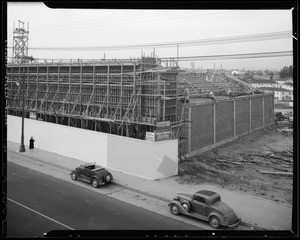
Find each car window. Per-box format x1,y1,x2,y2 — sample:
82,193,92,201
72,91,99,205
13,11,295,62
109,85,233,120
193,195,205,203
212,196,221,204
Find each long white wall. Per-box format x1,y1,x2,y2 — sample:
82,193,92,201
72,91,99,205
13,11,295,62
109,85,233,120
7,115,108,166
107,135,178,180
7,115,178,180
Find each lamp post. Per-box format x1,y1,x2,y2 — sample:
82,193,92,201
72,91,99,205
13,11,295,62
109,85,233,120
19,66,26,152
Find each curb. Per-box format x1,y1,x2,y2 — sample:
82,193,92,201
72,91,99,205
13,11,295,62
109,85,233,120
112,182,170,203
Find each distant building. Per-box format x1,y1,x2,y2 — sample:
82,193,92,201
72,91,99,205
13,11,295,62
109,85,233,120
280,82,293,91
259,87,293,101
247,79,280,88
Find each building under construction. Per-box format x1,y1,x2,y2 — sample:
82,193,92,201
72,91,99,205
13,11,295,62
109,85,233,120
7,21,275,158
7,57,183,138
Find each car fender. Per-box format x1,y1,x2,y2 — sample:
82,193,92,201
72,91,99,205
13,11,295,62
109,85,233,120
90,175,100,183
70,170,77,175
168,200,190,214
208,212,226,226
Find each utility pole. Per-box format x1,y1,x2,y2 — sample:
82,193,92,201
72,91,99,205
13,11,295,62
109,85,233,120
13,20,31,152
176,44,179,68
19,66,26,152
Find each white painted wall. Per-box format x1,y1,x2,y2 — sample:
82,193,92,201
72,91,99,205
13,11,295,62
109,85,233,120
107,134,178,180
7,115,178,180
7,115,108,166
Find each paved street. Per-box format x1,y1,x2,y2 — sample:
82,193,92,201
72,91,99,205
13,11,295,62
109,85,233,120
6,162,202,237
5,141,293,235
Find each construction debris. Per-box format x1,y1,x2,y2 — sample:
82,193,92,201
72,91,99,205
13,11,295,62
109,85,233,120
258,170,293,176
178,124,293,205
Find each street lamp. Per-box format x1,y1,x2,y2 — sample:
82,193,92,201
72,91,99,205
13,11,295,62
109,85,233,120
16,66,26,152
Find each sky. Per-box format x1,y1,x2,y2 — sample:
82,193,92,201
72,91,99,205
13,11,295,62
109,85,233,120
6,2,294,71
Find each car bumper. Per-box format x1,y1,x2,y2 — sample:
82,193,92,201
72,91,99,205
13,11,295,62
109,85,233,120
228,218,241,228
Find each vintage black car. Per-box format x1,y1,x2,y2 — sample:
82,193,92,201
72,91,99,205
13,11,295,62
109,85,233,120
70,162,113,188
168,190,240,228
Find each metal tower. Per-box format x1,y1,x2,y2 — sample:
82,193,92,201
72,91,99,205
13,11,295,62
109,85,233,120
13,20,32,63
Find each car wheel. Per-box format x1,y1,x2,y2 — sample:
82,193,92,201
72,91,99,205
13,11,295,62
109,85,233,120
91,178,98,188
181,201,191,212
170,204,180,215
104,173,112,183
71,173,77,181
209,216,220,228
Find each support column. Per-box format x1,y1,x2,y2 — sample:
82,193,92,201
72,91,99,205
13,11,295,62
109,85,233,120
26,65,29,113
107,64,110,117
92,62,96,118
233,98,236,137
249,96,252,131
68,63,71,126
213,101,216,144
262,93,265,126
57,63,60,114
120,63,123,119
133,63,136,121
35,66,39,110
80,64,83,128
188,106,192,153
163,80,166,121
46,65,49,112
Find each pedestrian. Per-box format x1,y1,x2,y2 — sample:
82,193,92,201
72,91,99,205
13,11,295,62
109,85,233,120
29,136,35,150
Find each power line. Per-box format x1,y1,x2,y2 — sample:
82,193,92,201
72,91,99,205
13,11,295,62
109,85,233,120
10,51,292,62
7,31,291,51
169,51,293,61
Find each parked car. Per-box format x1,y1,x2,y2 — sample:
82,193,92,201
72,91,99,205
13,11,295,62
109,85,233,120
168,190,240,228
70,162,113,188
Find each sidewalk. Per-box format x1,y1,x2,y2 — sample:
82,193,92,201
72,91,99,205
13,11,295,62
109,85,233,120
6,141,292,230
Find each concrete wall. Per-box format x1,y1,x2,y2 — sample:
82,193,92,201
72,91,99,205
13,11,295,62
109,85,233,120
251,96,264,130
187,93,274,156
216,101,234,142
264,94,275,125
107,135,178,180
7,115,178,180
7,116,108,166
190,103,214,151
235,98,250,135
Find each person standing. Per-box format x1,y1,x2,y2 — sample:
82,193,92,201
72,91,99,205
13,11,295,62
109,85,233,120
29,137,35,150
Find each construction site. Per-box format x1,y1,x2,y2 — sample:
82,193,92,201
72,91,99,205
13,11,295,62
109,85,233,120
7,21,275,158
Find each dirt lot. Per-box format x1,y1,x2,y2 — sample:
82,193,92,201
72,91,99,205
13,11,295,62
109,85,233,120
177,123,294,205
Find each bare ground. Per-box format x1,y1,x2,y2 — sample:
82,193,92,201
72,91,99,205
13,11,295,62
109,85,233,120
177,124,294,205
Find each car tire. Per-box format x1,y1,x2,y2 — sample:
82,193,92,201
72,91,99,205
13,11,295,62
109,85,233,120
92,178,98,188
181,201,191,212
104,173,112,183
71,173,77,181
209,216,220,228
170,204,180,215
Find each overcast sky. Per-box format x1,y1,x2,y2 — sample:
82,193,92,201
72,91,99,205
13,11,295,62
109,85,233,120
6,2,294,70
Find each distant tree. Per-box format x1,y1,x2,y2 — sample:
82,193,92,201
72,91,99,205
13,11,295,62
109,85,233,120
279,65,293,78
288,65,293,76
269,72,273,80
257,70,263,79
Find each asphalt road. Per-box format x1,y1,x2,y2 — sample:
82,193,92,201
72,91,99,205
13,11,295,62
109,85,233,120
6,162,202,238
